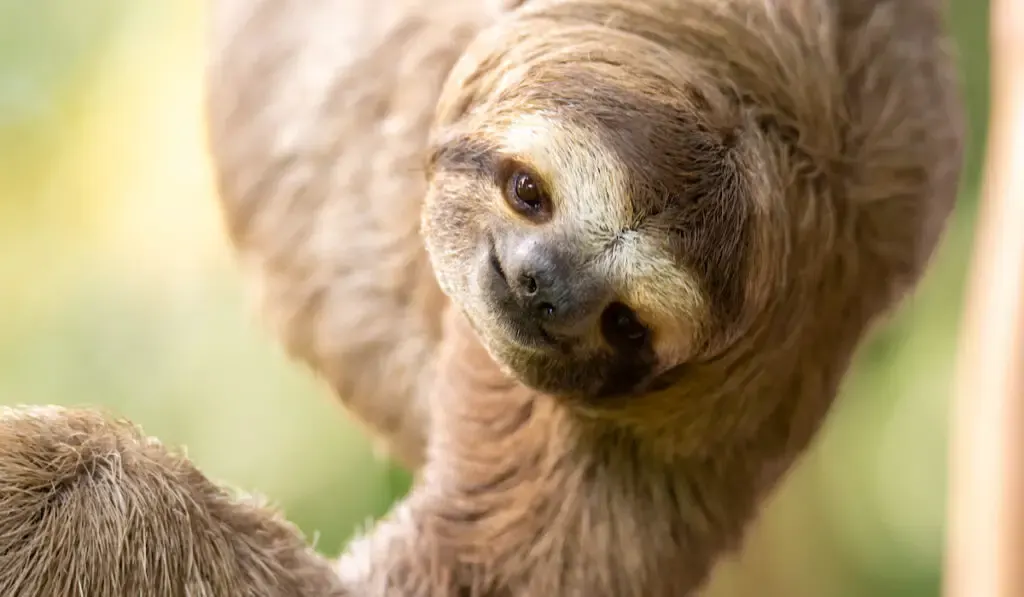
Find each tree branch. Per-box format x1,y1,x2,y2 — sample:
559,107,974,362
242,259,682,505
944,0,1024,595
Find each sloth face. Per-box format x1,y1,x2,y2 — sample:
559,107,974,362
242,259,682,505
422,69,759,401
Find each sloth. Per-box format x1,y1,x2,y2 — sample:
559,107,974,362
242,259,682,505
213,0,966,594
207,0,964,470
0,0,963,595
214,0,965,594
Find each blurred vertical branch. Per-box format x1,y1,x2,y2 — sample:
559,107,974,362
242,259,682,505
944,0,1024,594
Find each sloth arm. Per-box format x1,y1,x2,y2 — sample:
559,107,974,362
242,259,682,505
205,0,508,469
0,406,348,596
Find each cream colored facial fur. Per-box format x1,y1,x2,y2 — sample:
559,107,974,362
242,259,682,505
421,19,781,403
425,111,709,400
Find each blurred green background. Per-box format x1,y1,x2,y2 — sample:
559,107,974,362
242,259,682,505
0,2,989,595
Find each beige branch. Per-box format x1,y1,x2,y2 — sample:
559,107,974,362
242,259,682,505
944,1,1024,596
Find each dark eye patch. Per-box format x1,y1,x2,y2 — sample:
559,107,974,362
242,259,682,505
600,302,650,352
425,131,501,177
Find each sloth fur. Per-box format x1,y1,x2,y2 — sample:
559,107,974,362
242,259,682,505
0,0,963,595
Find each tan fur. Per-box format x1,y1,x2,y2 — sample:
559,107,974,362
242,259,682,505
205,0,515,468
0,0,963,596
0,406,346,596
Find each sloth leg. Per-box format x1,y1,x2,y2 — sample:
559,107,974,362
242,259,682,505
0,406,345,597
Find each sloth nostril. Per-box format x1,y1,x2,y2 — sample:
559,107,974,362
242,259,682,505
520,274,538,295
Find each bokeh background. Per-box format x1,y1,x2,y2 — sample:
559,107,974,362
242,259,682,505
0,2,990,595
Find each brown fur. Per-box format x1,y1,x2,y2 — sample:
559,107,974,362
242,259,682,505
0,0,963,596
0,406,346,596
316,0,965,595
205,0,516,469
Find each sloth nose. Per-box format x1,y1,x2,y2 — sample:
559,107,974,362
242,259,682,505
503,238,606,337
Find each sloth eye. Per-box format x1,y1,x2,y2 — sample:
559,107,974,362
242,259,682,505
600,302,650,351
506,170,551,220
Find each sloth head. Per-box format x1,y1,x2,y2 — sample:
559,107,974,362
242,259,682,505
422,21,788,403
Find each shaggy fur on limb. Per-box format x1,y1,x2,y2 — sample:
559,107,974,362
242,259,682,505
0,406,346,597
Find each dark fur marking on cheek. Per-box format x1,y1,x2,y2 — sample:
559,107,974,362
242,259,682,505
518,344,655,401
597,359,653,398
593,342,659,398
